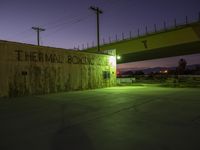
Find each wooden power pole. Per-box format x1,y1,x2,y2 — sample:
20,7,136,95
32,27,45,46
90,6,103,52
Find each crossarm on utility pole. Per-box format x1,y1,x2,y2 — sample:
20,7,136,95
32,27,45,46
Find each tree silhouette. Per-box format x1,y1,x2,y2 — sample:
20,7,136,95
177,58,187,75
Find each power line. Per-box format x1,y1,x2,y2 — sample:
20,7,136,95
43,14,92,40
44,15,87,29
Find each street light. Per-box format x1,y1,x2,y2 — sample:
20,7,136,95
117,55,121,60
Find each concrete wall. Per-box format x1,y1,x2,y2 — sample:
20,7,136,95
0,41,116,97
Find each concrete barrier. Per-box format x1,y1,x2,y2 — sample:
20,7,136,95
117,78,136,84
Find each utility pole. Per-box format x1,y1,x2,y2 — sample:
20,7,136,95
90,6,103,52
32,26,45,46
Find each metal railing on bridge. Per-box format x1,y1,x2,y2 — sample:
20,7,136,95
76,12,200,50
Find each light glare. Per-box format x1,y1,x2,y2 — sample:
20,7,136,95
117,56,121,60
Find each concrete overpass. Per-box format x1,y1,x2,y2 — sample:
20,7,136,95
85,22,200,63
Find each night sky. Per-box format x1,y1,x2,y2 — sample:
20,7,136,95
1,0,200,67
1,0,200,48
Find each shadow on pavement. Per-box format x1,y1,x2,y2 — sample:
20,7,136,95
52,125,94,150
52,104,94,150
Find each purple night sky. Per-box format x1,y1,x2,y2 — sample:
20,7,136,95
0,0,200,68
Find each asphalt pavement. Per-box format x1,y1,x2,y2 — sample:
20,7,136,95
0,85,200,150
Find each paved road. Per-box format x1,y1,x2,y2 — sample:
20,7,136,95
0,85,200,150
